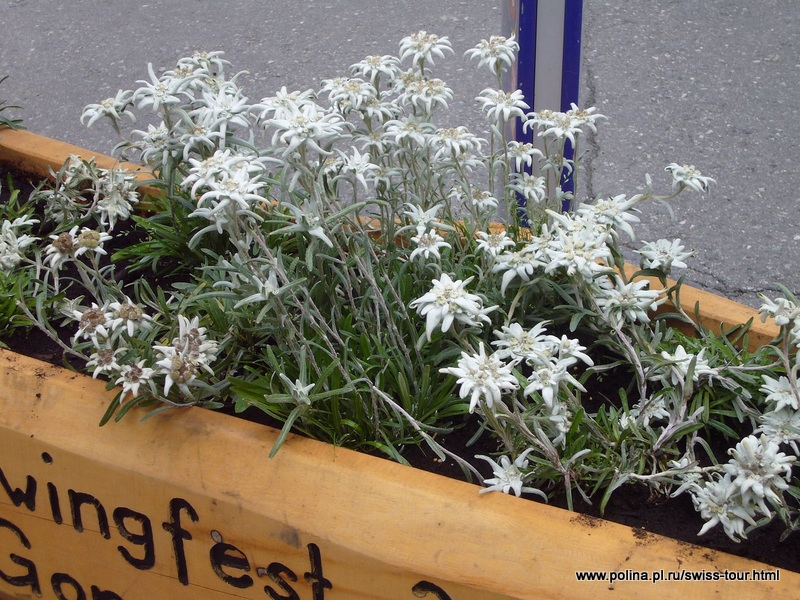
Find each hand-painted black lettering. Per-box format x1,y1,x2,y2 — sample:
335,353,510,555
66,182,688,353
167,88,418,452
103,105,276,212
162,498,198,586
303,543,332,600
0,466,36,511
412,581,452,599
209,530,253,589
52,572,86,600
258,562,299,600
113,507,155,570
47,482,63,524
68,490,110,539
90,586,124,600
0,517,30,549
0,517,41,596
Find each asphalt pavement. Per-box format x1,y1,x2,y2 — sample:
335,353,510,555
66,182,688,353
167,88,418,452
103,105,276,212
1,0,797,308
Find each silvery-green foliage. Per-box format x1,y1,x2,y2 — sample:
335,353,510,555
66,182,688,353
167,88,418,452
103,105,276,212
13,33,800,544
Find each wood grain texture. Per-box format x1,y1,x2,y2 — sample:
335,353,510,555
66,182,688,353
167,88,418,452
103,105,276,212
0,128,158,198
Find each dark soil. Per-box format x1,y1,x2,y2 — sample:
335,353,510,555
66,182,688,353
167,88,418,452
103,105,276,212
3,166,799,574
398,419,800,573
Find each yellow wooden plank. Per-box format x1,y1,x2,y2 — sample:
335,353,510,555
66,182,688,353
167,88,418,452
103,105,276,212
0,128,158,198
622,262,779,350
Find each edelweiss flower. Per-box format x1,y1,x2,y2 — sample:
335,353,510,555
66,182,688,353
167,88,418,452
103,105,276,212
0,217,38,274
577,194,641,241
492,322,552,363
524,105,604,145
72,303,110,342
756,407,800,454
133,63,191,112
627,396,670,429
495,325,587,374
350,55,401,86
492,246,545,295
153,315,218,397
233,268,282,309
476,88,529,123
86,345,124,379
637,238,694,273
475,449,545,498
524,110,576,143
508,172,547,205
279,373,315,407
81,89,135,128
402,202,442,230
183,149,259,198
74,228,112,259
174,117,225,160
336,147,379,190
440,343,517,413
475,230,514,257
191,81,251,135
723,434,794,518
254,86,318,122
383,116,435,148
321,77,376,112
430,127,484,161
98,168,139,230
506,140,543,172
544,224,612,283
758,294,800,327
177,50,230,77
564,104,604,133
267,103,346,156
523,362,583,408
281,202,334,248
106,297,154,337
665,163,716,193
760,375,799,412
132,122,172,167
399,31,453,67
450,187,498,212
594,275,662,327
658,345,715,385
116,360,155,401
195,167,267,217
689,474,757,541
409,226,450,262
397,75,453,114
409,273,496,341
550,335,594,368
464,35,519,75
45,226,79,270
155,348,199,398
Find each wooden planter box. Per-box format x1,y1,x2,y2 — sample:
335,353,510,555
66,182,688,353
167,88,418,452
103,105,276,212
0,129,797,599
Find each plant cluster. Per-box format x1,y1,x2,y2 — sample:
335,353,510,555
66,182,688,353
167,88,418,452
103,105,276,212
3,32,799,543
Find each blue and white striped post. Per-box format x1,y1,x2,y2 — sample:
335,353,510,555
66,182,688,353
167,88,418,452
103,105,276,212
503,0,584,212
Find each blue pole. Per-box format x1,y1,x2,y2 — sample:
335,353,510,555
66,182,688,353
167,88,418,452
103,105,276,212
505,0,584,214
561,0,584,113
559,0,584,210
514,0,538,150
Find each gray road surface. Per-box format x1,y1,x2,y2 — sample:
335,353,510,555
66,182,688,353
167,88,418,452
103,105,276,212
1,0,797,308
